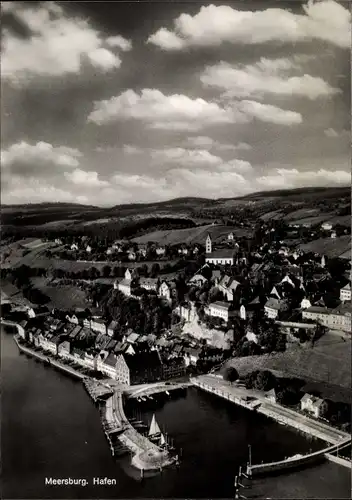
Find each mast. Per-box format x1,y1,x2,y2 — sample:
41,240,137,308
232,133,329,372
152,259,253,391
148,414,161,437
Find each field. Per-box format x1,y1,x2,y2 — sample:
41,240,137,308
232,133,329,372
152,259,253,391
226,335,351,392
132,224,252,245
38,283,88,310
298,235,351,259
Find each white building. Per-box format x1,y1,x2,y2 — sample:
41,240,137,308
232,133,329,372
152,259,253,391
158,281,171,302
228,232,234,241
117,269,133,297
139,278,159,292
205,234,236,266
86,245,92,253
155,246,166,256
300,394,327,418
300,298,312,309
264,298,289,319
205,301,232,322
321,222,333,231
71,243,79,251
302,305,352,333
340,283,351,303
217,275,240,301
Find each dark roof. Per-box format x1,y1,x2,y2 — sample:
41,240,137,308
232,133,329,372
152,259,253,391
104,353,117,367
123,351,162,372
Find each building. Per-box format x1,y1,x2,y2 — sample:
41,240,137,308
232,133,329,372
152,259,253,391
340,283,351,303
321,222,333,231
101,352,118,379
107,320,118,337
184,347,202,366
58,340,71,359
139,278,159,292
71,243,79,251
159,281,172,302
188,272,208,287
300,297,312,309
175,302,198,323
161,357,186,379
86,245,92,253
228,232,234,241
27,306,50,319
205,234,236,266
217,275,240,301
265,388,277,404
205,301,232,322
302,305,351,332
155,246,166,256
300,393,328,418
264,298,289,319
90,317,106,335
116,351,163,385
117,269,133,297
128,250,136,261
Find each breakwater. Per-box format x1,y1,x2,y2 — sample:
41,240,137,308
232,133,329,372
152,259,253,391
247,438,351,477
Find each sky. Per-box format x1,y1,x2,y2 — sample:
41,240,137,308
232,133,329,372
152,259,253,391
1,0,351,206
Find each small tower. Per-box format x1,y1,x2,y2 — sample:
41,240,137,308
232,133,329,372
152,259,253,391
321,255,326,268
240,305,246,320
206,234,212,254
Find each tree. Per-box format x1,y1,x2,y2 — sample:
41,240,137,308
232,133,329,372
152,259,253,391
244,370,259,390
102,265,111,278
254,370,276,391
223,366,239,383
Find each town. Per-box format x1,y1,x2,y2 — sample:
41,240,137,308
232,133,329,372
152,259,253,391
2,216,351,438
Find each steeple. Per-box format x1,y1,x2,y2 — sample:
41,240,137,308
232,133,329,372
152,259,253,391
206,233,212,254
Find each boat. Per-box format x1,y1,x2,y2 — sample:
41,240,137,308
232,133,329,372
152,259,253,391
148,413,162,443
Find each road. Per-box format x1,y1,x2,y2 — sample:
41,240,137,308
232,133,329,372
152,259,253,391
195,374,349,444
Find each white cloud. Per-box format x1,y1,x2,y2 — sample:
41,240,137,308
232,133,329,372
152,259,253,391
201,59,340,100
186,136,252,151
88,88,301,129
238,101,302,126
148,1,351,50
257,168,351,188
1,141,82,171
151,147,222,167
1,176,88,205
323,128,349,138
87,48,121,71
2,2,131,82
87,89,241,131
123,145,143,155
64,169,109,187
106,35,132,51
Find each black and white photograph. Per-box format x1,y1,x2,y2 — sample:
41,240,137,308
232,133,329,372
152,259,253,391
1,1,351,499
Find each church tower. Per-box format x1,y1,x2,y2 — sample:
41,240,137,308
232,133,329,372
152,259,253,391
206,234,212,254
321,255,326,268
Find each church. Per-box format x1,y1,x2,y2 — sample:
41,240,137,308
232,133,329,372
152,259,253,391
204,234,236,266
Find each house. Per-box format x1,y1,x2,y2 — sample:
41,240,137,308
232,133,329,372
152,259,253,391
300,393,328,418
128,250,136,261
205,301,232,322
228,232,234,241
178,245,189,255
54,238,63,245
101,352,118,379
86,245,92,253
188,273,208,287
90,317,106,335
161,357,186,379
139,278,159,292
117,269,133,297
184,347,202,366
321,222,333,231
176,302,198,323
340,283,351,303
68,324,82,340
300,297,312,309
331,231,337,239
125,332,140,344
83,351,97,371
58,340,71,359
71,243,79,251
217,275,241,301
159,281,172,302
205,234,236,266
155,246,166,256
264,298,289,319
302,305,352,332
107,320,118,337
116,351,163,385
66,310,89,325
265,388,277,404
17,319,28,339
27,306,50,319
138,246,147,258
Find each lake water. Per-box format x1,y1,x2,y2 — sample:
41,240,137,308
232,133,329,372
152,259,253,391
2,329,350,499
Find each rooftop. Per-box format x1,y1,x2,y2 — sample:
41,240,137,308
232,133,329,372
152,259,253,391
210,301,232,310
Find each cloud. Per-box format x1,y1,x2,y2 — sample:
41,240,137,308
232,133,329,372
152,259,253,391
88,88,302,129
2,2,132,82
150,147,253,173
87,89,241,131
1,141,82,177
148,1,351,50
123,144,143,155
323,127,349,138
238,101,302,125
106,35,132,51
186,136,252,151
257,168,351,188
1,176,89,205
201,59,340,100
64,169,109,187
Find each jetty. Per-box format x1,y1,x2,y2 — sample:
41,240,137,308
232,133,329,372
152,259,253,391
126,381,191,400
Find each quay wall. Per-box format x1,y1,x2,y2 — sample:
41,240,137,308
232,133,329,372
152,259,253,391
191,378,259,410
14,336,85,380
325,453,352,468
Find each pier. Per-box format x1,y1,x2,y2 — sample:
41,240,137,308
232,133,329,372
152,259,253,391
126,381,191,400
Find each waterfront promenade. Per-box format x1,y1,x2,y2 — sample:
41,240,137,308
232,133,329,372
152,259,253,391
192,375,349,444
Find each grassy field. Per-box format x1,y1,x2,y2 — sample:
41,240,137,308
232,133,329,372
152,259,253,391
132,224,252,245
37,284,88,310
226,336,351,390
298,235,351,258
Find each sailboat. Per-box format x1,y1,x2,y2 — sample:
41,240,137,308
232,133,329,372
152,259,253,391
148,414,162,442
